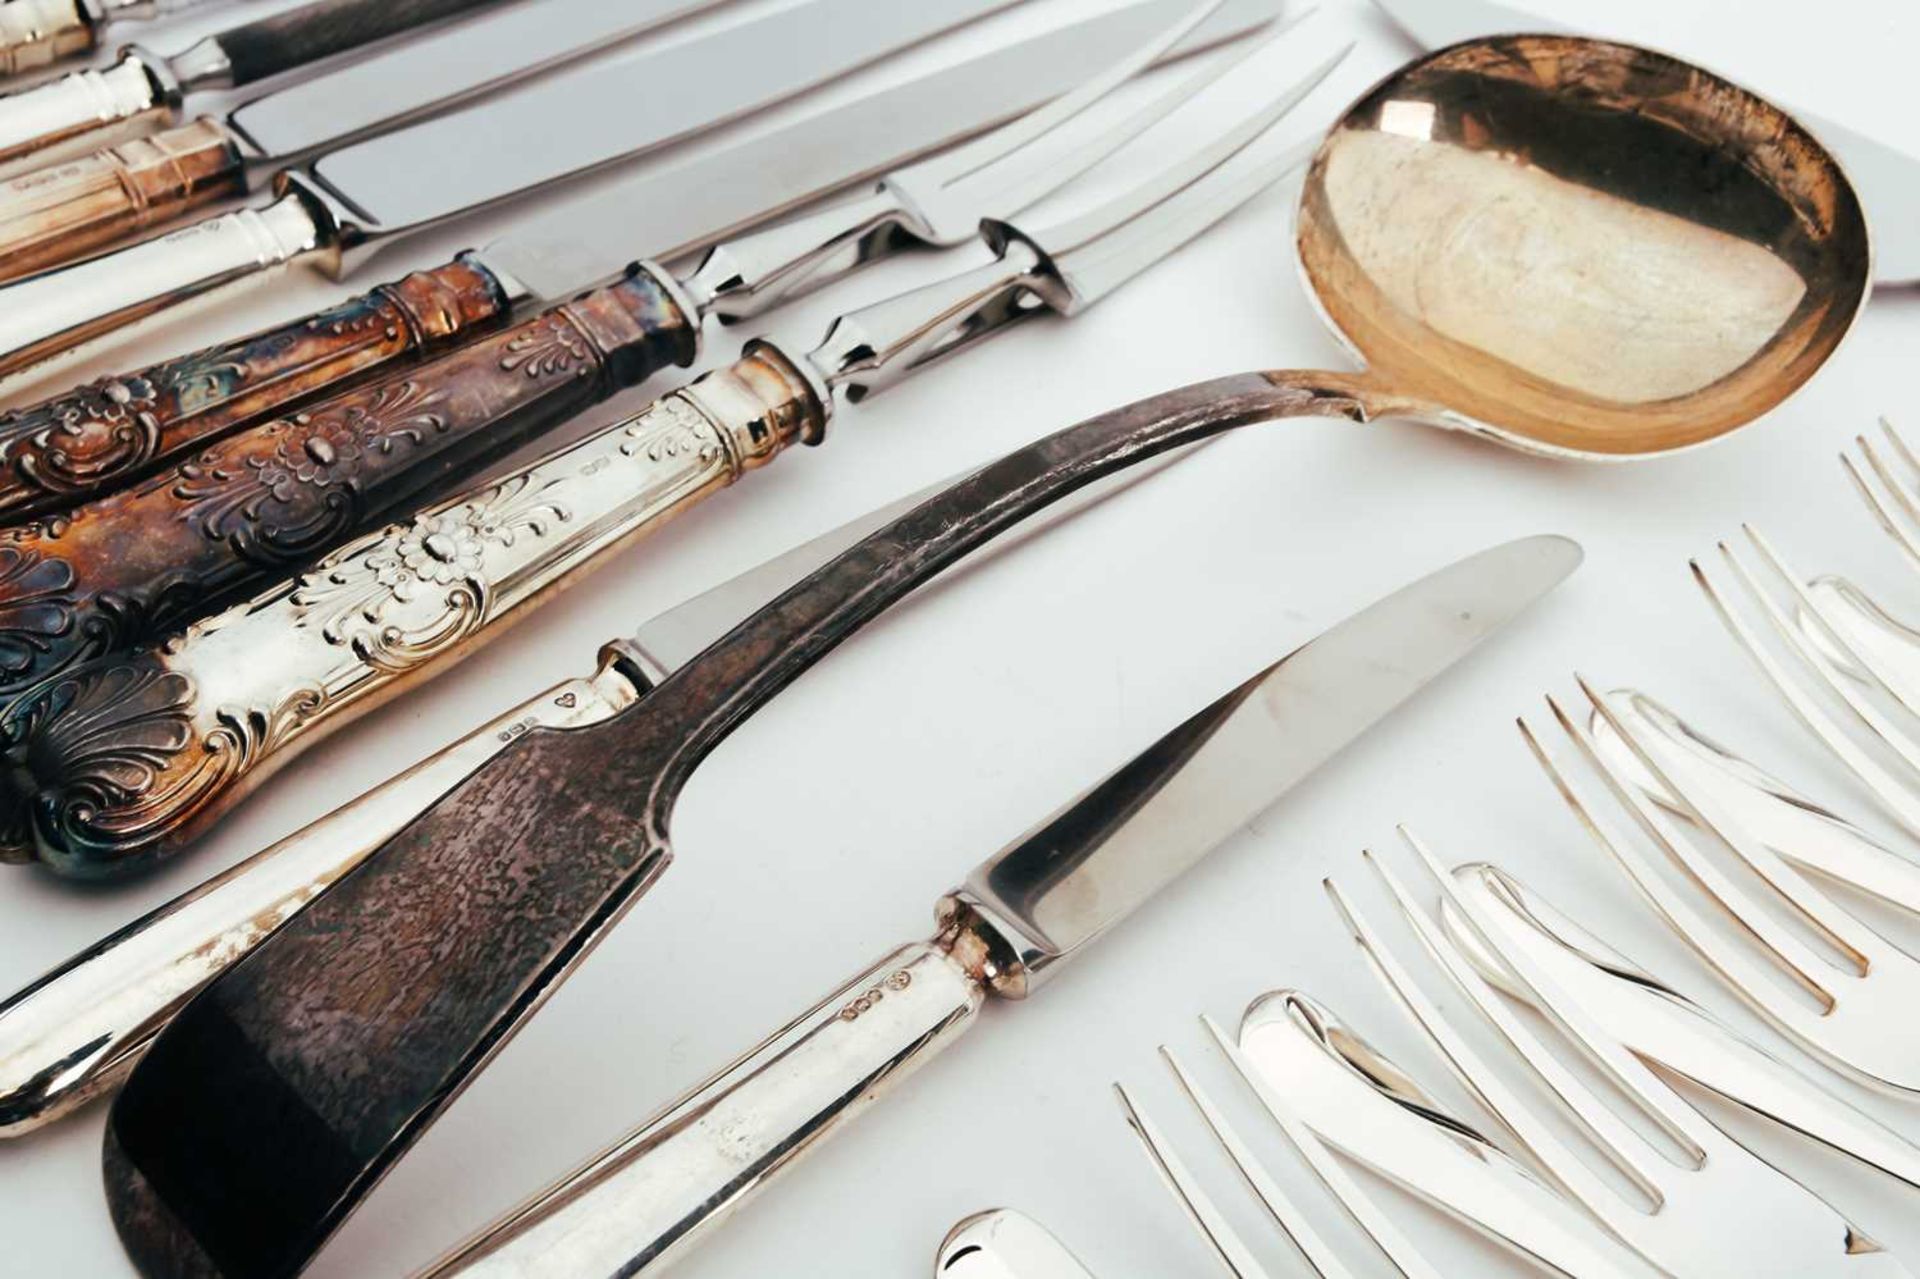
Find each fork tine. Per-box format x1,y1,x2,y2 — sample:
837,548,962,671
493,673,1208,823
1160,1044,1355,1278
905,0,1231,190
943,11,1300,219
1335,849,1684,1204
1115,1080,1277,1278
1805,576,1920,719
1693,552,1920,832
1843,435,1920,572
1524,705,1838,1017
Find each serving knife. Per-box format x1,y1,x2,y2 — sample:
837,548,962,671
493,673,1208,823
416,536,1579,1278
95,345,1566,1277
0,445,1191,1139
0,0,246,79
0,21,1348,874
0,0,1270,528
0,0,504,184
0,0,1025,384
1367,0,1920,286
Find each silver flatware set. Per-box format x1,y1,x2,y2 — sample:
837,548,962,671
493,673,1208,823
0,0,1906,1274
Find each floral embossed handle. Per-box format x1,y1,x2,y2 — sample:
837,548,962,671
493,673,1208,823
0,346,823,874
0,255,510,522
0,266,696,707
0,119,246,283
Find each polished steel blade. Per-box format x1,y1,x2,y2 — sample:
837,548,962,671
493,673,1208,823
481,0,1283,301
628,445,1208,677
305,0,1017,236
954,536,1581,987
227,0,725,162
1369,0,1919,285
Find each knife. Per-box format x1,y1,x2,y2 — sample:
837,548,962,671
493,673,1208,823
0,0,507,182
936,1211,1100,1278
1368,0,1920,286
94,341,1396,1278
0,445,1194,1140
0,21,1348,874
412,535,1581,1278
0,0,1025,384
0,0,1271,527
0,0,247,80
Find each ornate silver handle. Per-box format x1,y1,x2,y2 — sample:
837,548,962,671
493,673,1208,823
0,189,323,395
0,652,642,1136
2,347,822,873
420,940,986,1278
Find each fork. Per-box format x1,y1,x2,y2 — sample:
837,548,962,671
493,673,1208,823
1325,829,1910,1277
1525,679,1920,1095
681,0,1299,320
1118,993,1655,1277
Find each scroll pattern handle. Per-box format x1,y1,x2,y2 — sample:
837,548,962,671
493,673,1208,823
0,265,694,704
0,256,510,523
0,347,823,875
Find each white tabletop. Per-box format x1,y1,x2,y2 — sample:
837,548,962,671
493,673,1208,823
0,0,1916,1274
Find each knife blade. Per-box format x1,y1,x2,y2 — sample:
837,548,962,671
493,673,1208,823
0,444,1197,1141
1369,0,1920,286
94,361,1391,1279
413,535,1581,1277
0,0,1022,373
0,0,508,177
0,0,1273,526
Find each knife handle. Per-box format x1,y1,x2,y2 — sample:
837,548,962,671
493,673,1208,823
0,117,244,282
0,190,334,394
0,0,95,79
0,263,696,713
0,344,821,874
218,0,503,87
421,939,986,1278
0,648,642,1137
0,50,175,175
0,255,510,523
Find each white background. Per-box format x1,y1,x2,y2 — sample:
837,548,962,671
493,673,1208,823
1,0,1917,1274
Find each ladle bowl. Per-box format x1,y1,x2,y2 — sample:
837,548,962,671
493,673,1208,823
1290,33,1870,458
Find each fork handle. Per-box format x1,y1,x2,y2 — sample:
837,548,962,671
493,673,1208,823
420,938,986,1278
0,254,510,523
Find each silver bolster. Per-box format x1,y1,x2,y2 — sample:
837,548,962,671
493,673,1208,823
805,239,1045,402
685,186,908,323
420,940,986,1278
0,0,91,78
0,656,643,1137
0,190,325,396
0,49,170,175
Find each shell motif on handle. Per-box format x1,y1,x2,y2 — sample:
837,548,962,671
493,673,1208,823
0,348,821,875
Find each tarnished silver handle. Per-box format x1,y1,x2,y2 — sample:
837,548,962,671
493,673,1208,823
0,190,324,396
2,348,821,873
421,940,985,1278
0,654,642,1136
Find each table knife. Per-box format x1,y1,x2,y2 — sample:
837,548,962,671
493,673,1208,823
0,0,504,183
0,445,1192,1139
1368,0,1920,286
0,0,1023,385
421,535,1579,1278
94,348,1396,1279
0,23,1347,873
0,0,1269,527
937,1211,1100,1278
0,0,247,79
